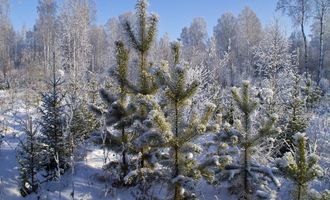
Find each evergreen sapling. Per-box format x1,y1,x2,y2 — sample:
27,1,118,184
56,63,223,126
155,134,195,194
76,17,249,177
215,81,281,200
277,132,323,200
17,116,42,196
39,59,68,181
90,41,138,186
150,42,218,200
282,72,308,154
120,0,160,170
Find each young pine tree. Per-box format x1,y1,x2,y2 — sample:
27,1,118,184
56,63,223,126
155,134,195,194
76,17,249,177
277,132,323,200
219,81,281,199
90,41,138,186
122,0,158,94
150,43,218,200
39,59,68,181
120,0,159,168
17,116,42,196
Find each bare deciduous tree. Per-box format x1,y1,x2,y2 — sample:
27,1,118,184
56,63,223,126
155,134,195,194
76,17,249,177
313,0,330,84
277,0,312,77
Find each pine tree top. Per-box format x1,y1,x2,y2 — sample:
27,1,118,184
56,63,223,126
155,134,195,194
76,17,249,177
123,0,158,54
277,132,323,185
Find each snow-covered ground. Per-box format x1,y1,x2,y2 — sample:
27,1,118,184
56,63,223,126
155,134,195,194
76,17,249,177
0,89,329,200
0,90,133,200
0,91,89,199
0,90,238,200
0,124,123,200
0,137,21,199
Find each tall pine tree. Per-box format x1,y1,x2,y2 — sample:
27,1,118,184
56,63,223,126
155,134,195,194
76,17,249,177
91,1,163,193
120,0,159,168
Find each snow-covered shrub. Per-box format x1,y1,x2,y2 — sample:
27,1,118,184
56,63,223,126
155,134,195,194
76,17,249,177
309,189,330,200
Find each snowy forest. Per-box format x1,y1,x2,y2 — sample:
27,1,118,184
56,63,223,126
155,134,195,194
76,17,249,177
0,0,329,199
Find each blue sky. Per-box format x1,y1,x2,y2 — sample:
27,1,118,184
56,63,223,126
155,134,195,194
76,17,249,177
10,0,292,39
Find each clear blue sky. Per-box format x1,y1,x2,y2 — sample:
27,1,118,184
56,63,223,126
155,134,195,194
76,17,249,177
10,0,292,39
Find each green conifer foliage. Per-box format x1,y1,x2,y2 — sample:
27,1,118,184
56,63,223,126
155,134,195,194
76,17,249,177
68,102,99,150
223,100,236,125
120,0,161,170
39,64,68,180
152,42,217,200
90,41,138,186
68,72,100,148
223,81,281,199
122,0,158,95
87,78,100,104
277,132,323,200
302,77,321,111
284,73,308,152
17,116,41,196
201,120,237,184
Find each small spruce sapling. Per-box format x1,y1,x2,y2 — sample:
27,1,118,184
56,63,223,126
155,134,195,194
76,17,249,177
201,120,237,185
302,77,321,111
277,132,323,200
39,57,68,181
221,91,237,125
17,116,41,196
282,73,308,154
69,102,99,148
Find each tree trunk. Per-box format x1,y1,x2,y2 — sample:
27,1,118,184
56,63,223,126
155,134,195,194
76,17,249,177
173,102,182,200
301,1,308,78
43,44,47,73
121,126,128,180
140,52,147,94
297,184,301,200
243,113,250,200
174,183,182,200
30,135,37,192
317,10,324,85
